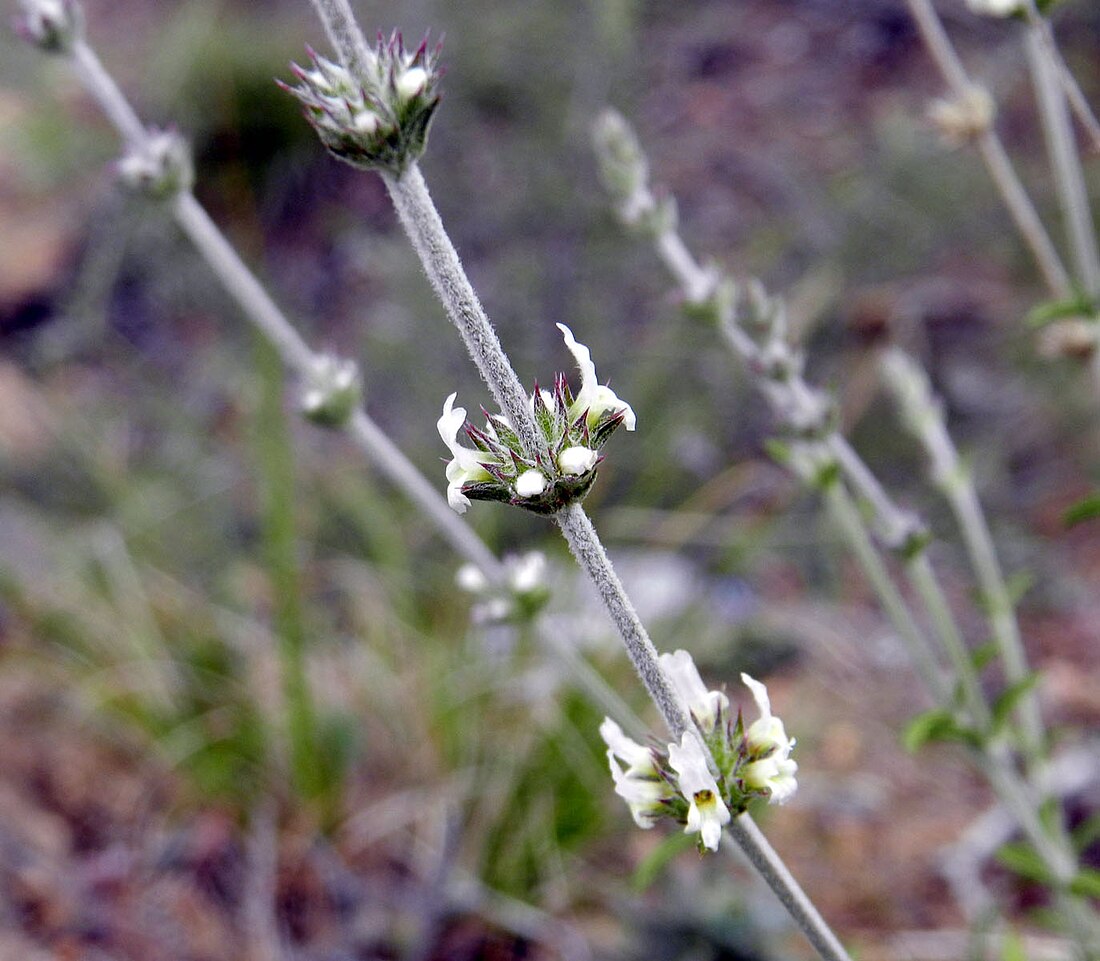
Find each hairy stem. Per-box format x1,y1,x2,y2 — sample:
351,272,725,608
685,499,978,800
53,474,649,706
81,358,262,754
307,0,374,82
382,167,542,457
1024,25,1100,299
726,816,853,961
904,0,1072,299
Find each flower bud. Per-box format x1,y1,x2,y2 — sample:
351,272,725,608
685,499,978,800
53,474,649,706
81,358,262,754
300,354,362,428
14,0,83,54
115,128,194,199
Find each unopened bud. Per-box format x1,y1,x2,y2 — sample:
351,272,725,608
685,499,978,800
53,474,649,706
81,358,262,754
115,129,194,199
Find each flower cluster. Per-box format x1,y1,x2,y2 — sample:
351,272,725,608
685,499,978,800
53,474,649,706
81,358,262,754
115,128,194,199
438,324,636,515
964,0,1023,16
600,651,797,852
300,354,362,428
13,0,83,53
455,551,551,624
280,33,441,175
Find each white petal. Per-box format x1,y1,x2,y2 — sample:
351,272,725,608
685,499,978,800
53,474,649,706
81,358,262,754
455,564,488,594
662,650,727,730
515,469,547,497
599,718,654,771
558,445,598,476
740,672,772,720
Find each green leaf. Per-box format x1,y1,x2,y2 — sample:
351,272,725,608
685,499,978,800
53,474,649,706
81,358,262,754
630,830,696,892
991,673,1041,730
1071,811,1100,853
999,929,1028,961
902,708,980,752
1063,493,1100,528
1025,292,1096,329
970,640,999,672
996,841,1052,884
764,438,791,467
1069,868,1100,899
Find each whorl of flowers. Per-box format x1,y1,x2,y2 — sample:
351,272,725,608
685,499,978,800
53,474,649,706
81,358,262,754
598,653,798,853
115,128,194,199
280,32,442,175
438,324,635,515
455,551,551,624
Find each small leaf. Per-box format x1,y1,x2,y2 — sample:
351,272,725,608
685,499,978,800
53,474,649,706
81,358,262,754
902,708,980,752
764,438,791,466
1063,493,1100,528
970,640,999,672
1025,292,1096,329
996,841,1052,884
1069,868,1100,899
991,673,1041,730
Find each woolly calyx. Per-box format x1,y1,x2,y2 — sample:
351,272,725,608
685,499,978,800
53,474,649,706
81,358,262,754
438,325,634,515
280,33,442,176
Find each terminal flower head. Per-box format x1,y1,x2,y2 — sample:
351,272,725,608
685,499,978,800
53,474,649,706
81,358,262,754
437,325,635,515
281,32,442,175
597,659,799,851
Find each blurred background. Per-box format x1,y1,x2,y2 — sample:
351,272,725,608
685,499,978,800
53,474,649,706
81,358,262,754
0,0,1099,958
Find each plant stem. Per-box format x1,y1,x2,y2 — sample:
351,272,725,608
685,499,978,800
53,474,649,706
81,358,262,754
1024,25,1100,299
383,167,542,457
904,0,1073,299
69,39,146,146
726,816,853,961
307,0,374,82
819,478,949,701
555,504,689,739
254,335,321,799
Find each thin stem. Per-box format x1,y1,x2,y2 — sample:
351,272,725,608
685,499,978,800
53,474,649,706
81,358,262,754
305,0,374,82
70,40,146,146
1025,26,1100,299
555,504,689,739
906,554,991,730
820,480,949,702
904,0,1073,299
383,167,542,457
345,410,505,582
1023,1,1100,155
173,195,316,373
726,816,852,961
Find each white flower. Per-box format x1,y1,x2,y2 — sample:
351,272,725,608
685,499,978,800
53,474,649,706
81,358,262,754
455,563,489,594
600,718,667,828
438,393,498,514
667,733,730,851
556,324,637,431
558,445,598,476
659,649,729,732
509,551,546,595
965,0,1022,16
739,673,798,805
396,65,428,100
515,469,547,498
